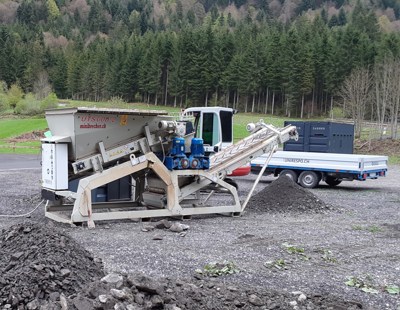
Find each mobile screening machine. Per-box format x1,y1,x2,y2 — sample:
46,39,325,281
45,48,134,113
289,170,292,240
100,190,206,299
251,151,388,188
41,107,297,226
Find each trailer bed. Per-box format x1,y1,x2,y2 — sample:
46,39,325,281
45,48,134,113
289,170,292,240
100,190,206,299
251,151,388,187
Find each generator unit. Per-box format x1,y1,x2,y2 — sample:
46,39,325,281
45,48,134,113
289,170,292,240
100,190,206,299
283,121,354,154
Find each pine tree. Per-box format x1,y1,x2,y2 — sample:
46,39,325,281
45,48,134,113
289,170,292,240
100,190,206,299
49,52,68,98
337,8,347,26
0,27,15,86
321,8,328,24
47,0,60,21
351,0,380,41
328,15,338,28
67,54,83,99
119,37,141,102
266,29,284,115
168,34,184,107
138,36,162,104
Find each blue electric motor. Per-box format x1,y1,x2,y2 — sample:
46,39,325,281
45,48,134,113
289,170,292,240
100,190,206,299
165,137,189,170
190,138,204,156
164,137,210,170
171,137,186,156
189,138,210,169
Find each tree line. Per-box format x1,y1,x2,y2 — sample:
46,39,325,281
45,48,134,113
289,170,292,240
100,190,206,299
0,1,400,121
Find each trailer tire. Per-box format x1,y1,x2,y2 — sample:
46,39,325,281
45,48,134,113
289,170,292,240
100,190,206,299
298,171,320,189
325,177,342,187
280,170,298,182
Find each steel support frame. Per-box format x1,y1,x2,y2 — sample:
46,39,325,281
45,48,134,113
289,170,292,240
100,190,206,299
44,124,297,226
45,152,242,225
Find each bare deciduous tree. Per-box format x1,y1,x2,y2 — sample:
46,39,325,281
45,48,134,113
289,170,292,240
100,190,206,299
340,67,372,138
34,71,52,100
374,57,392,139
0,1,18,24
374,56,400,139
389,59,400,139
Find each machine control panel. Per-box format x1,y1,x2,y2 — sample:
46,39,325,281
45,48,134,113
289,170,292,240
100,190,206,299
42,143,68,190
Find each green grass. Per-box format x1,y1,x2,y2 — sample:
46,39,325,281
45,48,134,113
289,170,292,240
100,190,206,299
388,156,400,165
0,146,41,154
0,140,42,154
233,112,289,141
0,118,47,139
0,118,47,153
351,224,383,233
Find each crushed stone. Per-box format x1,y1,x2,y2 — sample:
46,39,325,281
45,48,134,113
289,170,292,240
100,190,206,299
0,222,104,308
1,161,399,310
40,273,364,310
248,175,332,213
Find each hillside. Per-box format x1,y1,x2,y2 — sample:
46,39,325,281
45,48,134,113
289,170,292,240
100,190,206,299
0,0,399,37
1,0,400,123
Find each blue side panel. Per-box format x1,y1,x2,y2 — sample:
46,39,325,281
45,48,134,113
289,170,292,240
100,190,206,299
251,163,387,179
264,164,361,174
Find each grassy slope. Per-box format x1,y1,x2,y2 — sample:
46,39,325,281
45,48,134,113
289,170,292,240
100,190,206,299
0,118,47,139
0,118,47,154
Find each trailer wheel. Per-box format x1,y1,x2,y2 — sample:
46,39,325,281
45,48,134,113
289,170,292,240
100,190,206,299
280,170,298,182
325,177,342,187
298,171,320,188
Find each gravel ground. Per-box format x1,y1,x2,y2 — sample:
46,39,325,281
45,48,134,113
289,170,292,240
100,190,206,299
0,164,399,309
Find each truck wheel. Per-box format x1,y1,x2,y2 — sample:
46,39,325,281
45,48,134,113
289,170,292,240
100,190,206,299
298,171,320,189
280,170,298,182
325,177,342,187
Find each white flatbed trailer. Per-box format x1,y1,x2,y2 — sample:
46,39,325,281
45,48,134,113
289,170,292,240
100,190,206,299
251,151,388,188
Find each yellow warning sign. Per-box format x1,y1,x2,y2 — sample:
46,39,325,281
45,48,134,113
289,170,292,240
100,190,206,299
120,115,128,126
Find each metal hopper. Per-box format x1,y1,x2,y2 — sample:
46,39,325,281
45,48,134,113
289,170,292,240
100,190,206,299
44,107,170,161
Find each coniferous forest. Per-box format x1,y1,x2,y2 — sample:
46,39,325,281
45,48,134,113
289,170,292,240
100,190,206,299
1,0,400,122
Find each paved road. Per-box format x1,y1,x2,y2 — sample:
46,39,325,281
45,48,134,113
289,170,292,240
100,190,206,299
0,154,41,170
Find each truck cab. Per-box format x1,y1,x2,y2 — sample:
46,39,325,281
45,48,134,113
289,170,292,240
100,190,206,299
183,107,235,154
183,107,250,176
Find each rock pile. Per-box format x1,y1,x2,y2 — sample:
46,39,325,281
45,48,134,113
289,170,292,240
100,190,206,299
0,222,363,310
0,222,104,308
43,273,363,310
248,175,332,213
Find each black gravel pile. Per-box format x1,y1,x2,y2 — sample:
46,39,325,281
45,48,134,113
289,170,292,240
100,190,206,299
0,222,104,308
42,273,363,310
248,175,332,213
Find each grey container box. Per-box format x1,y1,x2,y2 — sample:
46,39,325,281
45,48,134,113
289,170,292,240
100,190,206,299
283,121,354,154
68,176,131,203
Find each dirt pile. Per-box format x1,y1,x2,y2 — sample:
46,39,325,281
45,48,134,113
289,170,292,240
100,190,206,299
10,130,47,142
355,138,400,157
0,222,104,308
248,175,332,213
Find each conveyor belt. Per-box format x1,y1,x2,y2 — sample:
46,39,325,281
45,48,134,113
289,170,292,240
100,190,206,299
209,124,297,176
